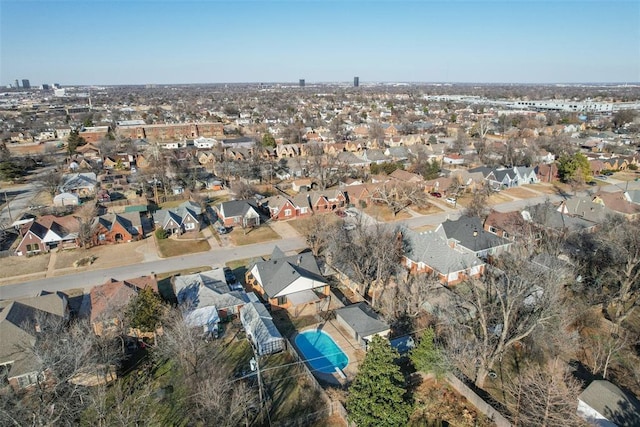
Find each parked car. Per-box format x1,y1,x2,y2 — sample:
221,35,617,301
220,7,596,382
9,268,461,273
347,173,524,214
342,222,356,231
429,192,442,198
603,171,614,176
445,197,457,205
334,209,347,218
216,225,229,234
587,181,598,186
223,267,237,284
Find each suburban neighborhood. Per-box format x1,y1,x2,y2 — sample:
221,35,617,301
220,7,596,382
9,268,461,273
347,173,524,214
1,78,640,426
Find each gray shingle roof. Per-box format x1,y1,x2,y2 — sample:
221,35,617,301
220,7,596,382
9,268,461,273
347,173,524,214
253,251,326,298
441,216,511,254
579,380,640,425
403,228,482,275
335,303,389,338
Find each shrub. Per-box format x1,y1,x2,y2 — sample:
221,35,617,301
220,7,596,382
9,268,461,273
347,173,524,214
155,228,167,240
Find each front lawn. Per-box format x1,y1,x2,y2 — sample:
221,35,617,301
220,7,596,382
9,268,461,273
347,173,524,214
363,204,412,221
229,225,280,246
156,236,210,258
0,252,50,279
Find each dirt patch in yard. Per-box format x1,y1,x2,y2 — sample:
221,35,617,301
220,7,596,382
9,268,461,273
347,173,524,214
229,225,280,246
53,241,147,270
0,253,50,279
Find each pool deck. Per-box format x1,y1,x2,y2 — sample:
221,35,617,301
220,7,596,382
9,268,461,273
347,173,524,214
292,320,366,386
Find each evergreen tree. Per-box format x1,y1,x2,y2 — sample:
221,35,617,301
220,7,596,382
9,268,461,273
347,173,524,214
125,287,165,332
346,335,411,427
410,327,447,378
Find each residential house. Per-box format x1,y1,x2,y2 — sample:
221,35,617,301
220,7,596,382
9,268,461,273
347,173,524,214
291,178,313,193
262,195,298,221
75,142,101,159
513,166,539,185
591,192,640,218
89,275,158,336
443,153,465,166
484,210,529,241
389,169,425,186
153,200,202,234
0,293,69,389
438,216,512,259
215,199,264,228
60,172,98,197
557,196,616,225
577,380,640,427
93,212,143,245
524,203,599,234
402,227,485,285
173,269,247,336
15,215,80,256
335,303,390,349
245,247,329,312
534,163,559,183
343,184,372,207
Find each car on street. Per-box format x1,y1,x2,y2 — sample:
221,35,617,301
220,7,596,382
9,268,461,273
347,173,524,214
587,181,597,186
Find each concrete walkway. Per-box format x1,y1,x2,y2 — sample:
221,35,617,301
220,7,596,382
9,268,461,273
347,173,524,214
45,249,58,278
269,221,301,239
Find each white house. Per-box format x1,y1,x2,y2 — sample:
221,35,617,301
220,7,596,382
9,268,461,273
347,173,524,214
53,192,79,207
193,137,217,149
577,380,640,427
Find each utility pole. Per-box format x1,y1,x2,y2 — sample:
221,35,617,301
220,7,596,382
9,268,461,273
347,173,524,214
251,352,271,426
4,191,12,222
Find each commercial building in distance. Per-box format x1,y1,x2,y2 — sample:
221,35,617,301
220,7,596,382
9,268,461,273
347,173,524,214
116,122,224,142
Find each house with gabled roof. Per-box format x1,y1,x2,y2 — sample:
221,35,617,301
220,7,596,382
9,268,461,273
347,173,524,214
15,215,80,256
214,199,264,228
153,200,202,234
245,247,329,311
438,216,512,259
389,169,425,186
173,269,248,336
263,195,298,221
93,212,142,244
577,380,640,426
0,293,69,389
60,172,98,197
402,227,485,285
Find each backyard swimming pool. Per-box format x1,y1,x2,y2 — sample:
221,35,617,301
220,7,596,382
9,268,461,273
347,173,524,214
295,330,348,374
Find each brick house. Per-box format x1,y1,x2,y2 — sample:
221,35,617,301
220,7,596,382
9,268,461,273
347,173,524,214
93,212,143,245
15,215,80,256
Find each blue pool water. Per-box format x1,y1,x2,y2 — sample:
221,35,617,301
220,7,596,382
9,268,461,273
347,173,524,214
295,330,348,374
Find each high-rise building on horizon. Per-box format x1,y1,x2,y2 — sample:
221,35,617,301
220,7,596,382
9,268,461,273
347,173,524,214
21,79,30,89
354,76,359,87
14,79,19,89
299,79,305,88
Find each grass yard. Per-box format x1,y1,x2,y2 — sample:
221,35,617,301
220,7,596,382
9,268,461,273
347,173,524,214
523,183,556,194
486,192,514,206
53,241,146,270
0,252,50,279
411,203,443,215
363,204,412,221
502,186,538,199
229,225,280,246
262,350,328,423
156,236,210,258
159,199,188,209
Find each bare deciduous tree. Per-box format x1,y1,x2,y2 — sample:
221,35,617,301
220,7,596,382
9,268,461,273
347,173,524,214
445,251,568,388
504,360,584,427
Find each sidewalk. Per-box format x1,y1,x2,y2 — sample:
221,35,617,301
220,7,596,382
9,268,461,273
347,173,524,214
45,249,58,278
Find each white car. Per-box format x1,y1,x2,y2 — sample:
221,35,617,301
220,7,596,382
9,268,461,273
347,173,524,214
445,197,457,205
345,208,358,217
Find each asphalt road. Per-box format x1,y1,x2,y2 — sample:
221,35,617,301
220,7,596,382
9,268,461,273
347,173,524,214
2,180,640,301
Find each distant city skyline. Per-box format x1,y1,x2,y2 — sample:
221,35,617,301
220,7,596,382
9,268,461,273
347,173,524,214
1,1,638,86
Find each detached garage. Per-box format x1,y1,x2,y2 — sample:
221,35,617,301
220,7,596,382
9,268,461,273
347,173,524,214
335,303,390,349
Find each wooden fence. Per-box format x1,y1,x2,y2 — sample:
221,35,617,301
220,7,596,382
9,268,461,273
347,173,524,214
445,373,512,427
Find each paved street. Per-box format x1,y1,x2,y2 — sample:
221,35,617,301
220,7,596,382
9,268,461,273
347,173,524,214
2,180,640,301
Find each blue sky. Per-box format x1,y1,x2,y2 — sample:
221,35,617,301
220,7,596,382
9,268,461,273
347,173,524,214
1,1,638,85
